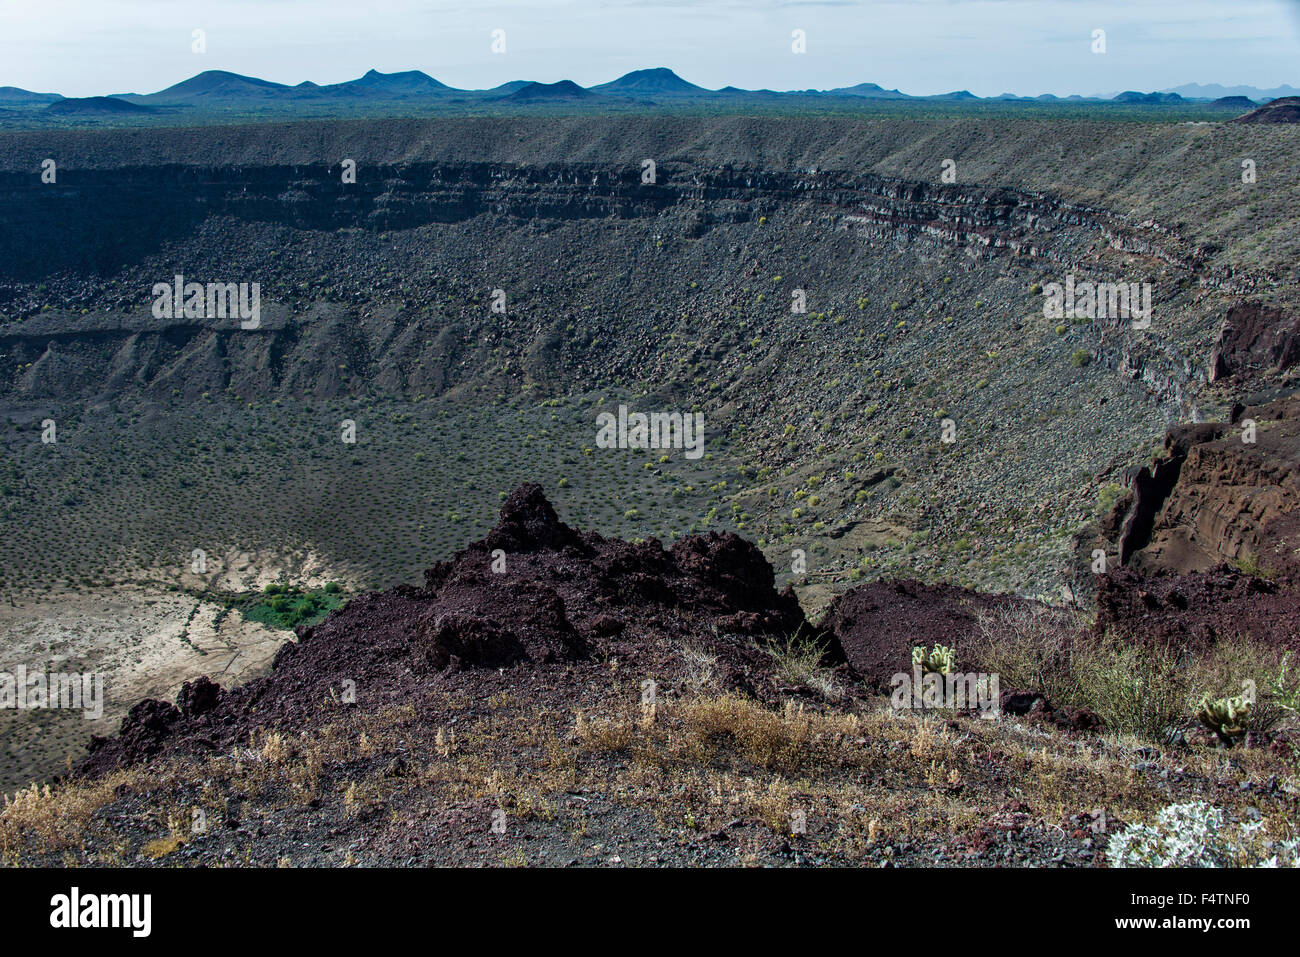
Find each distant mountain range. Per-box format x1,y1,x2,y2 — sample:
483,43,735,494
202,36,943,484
1158,82,1300,100
0,67,1290,114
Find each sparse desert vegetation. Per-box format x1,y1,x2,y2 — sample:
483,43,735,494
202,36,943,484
3,675,1296,868
0,107,1297,877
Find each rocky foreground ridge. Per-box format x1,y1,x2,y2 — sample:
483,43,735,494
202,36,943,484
84,410,1300,779
82,483,810,775
0,450,1282,867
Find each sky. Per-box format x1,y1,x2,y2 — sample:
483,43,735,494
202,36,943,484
1,0,1297,99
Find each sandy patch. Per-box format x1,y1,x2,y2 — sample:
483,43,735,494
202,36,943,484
0,547,352,794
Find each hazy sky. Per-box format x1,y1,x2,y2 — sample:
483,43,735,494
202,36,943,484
2,0,1297,98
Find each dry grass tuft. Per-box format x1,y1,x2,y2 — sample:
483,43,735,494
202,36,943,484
764,634,841,701
0,771,131,861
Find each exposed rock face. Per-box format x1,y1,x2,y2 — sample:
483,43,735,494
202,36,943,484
0,157,1201,410
1117,422,1230,566
1124,395,1300,576
81,484,814,776
0,161,1180,284
817,580,1019,691
1208,302,1300,385
1098,392,1300,650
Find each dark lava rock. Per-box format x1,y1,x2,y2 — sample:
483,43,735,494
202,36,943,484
78,484,818,776
87,698,180,765
1208,302,1300,384
1096,565,1300,654
421,580,585,670
999,690,1042,715
818,579,1022,691
481,482,583,554
177,676,223,718
998,689,1101,732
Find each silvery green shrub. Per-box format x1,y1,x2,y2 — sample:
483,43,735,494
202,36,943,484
1107,801,1300,867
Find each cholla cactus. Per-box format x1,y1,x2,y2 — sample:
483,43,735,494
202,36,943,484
912,643,956,676
1107,801,1300,868
1195,694,1251,744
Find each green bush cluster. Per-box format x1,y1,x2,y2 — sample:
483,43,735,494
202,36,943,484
239,583,347,629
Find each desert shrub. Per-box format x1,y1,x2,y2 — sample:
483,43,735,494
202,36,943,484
1070,633,1190,742
973,605,1085,707
1107,801,1300,868
977,606,1300,743
678,640,719,695
1232,550,1278,580
0,774,126,860
1266,652,1300,715
976,608,1194,741
236,584,345,630
574,709,635,753
679,695,816,772
1185,638,1296,738
765,634,840,700
1096,482,1124,515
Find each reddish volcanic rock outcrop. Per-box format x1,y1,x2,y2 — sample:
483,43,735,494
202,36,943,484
81,483,814,776
1096,565,1300,653
1121,395,1300,577
1115,422,1228,566
1098,392,1300,651
425,484,807,640
1208,302,1300,385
